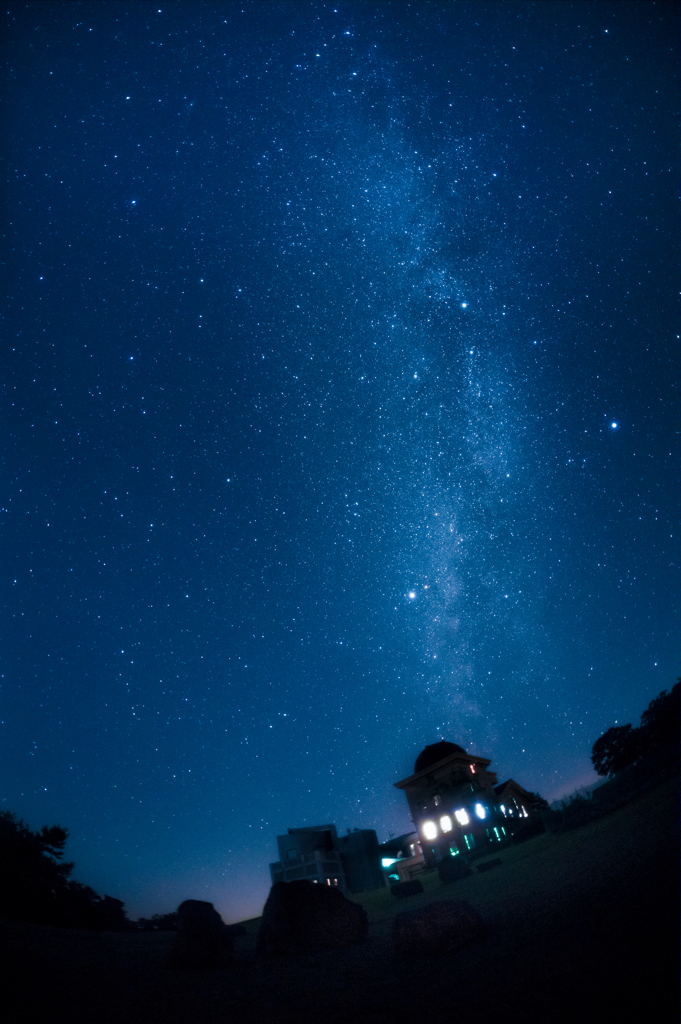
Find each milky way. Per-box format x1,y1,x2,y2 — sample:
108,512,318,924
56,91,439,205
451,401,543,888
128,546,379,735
4,1,677,922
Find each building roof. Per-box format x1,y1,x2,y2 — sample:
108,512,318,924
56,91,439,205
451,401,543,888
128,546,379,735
494,779,532,799
414,740,467,773
287,823,336,835
394,747,492,790
377,832,418,856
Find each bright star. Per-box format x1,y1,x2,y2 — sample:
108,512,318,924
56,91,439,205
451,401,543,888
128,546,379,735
409,592,416,599
611,422,617,429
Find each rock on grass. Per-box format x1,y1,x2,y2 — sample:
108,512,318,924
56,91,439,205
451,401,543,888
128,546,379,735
256,880,368,956
167,899,234,969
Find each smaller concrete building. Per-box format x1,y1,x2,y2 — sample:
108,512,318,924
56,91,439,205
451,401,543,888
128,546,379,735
377,831,426,884
269,823,385,893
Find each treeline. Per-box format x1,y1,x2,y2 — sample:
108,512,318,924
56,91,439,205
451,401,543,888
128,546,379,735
591,681,680,777
0,811,131,930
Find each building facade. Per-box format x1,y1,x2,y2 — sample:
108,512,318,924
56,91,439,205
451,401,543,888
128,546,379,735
494,778,534,821
394,741,511,866
269,823,385,893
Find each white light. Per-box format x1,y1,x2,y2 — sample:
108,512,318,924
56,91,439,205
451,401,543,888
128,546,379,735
475,803,486,819
381,857,398,868
422,820,438,840
461,302,468,308
440,815,453,833
611,422,617,429
454,809,470,826
500,804,506,814
409,592,416,599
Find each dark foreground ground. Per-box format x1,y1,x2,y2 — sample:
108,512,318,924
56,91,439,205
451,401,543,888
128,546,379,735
3,775,679,1024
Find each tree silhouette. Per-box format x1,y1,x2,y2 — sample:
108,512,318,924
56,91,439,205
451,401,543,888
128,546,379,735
0,811,73,924
591,724,642,777
525,791,550,812
639,681,680,750
0,810,129,928
591,680,680,778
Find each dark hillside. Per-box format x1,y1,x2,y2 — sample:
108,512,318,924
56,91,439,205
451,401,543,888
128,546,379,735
2,774,678,1024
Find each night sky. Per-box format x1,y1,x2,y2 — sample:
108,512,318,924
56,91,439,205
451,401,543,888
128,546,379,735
4,1,678,924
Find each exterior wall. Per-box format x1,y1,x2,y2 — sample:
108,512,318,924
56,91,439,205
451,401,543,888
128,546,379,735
495,779,533,820
338,830,386,893
270,824,347,889
269,824,387,893
378,832,425,884
276,823,339,864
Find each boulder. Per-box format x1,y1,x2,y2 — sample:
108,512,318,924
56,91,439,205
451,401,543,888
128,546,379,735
225,922,247,938
390,879,424,898
168,900,233,969
256,880,368,956
393,899,485,956
438,855,473,884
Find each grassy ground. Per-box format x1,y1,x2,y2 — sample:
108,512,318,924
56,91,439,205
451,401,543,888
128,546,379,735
3,774,678,1024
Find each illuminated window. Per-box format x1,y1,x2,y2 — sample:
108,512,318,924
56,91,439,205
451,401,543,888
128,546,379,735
440,815,453,833
500,804,506,815
326,878,331,885
501,826,507,836
454,808,470,826
381,857,398,868
469,764,476,773
493,827,501,841
449,845,460,856
475,803,486,819
463,833,475,850
422,819,438,840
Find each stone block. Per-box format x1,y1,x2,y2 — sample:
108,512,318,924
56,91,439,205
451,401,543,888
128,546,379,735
256,880,368,956
438,855,473,884
167,900,233,970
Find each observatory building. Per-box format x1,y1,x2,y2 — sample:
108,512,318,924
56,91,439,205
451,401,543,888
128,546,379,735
394,740,535,866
